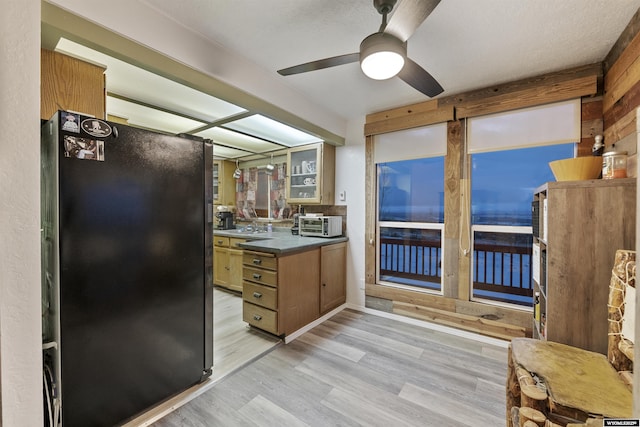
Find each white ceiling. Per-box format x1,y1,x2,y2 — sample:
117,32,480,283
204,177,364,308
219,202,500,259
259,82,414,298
137,0,640,118
51,0,640,158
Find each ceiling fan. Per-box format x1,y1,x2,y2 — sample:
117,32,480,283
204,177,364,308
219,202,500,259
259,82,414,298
277,0,444,98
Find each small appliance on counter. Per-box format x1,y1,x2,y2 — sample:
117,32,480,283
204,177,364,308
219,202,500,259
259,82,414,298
299,215,342,237
216,206,234,229
291,213,300,235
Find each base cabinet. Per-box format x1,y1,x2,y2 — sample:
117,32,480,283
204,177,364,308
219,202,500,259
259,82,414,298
243,242,346,336
320,242,347,314
213,237,245,292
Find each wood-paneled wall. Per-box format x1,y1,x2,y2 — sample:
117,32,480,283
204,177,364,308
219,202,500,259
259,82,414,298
362,12,640,339
602,9,640,176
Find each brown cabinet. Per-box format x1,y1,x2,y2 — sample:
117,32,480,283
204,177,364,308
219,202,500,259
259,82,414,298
213,237,245,292
242,249,320,336
320,242,347,314
286,142,335,205
531,178,636,354
41,49,106,120
213,160,236,207
243,242,347,337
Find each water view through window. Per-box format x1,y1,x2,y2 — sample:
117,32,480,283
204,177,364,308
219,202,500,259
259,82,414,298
377,143,575,304
378,157,444,291
471,143,574,306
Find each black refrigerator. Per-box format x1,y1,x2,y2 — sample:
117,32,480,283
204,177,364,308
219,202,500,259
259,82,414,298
41,111,213,427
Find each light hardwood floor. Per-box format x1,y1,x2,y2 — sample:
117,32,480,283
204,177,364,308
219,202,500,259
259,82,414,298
152,308,509,426
210,287,281,382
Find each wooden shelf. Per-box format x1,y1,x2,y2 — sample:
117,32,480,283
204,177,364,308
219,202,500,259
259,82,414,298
531,178,636,354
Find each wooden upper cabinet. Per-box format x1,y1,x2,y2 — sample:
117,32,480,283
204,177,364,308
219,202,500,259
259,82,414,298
287,142,335,205
41,49,106,121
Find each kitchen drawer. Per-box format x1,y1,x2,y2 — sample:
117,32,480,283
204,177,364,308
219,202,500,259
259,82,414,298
229,238,246,248
243,301,278,335
243,281,277,310
243,266,277,287
243,251,277,270
214,236,230,247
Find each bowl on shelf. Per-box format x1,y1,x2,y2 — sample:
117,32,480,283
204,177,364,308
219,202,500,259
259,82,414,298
548,157,602,181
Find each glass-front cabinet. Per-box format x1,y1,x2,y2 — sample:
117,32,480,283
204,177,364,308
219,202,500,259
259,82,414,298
213,159,236,206
213,162,220,204
287,142,335,205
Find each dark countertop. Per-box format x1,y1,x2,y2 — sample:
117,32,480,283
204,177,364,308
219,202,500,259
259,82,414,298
213,229,348,254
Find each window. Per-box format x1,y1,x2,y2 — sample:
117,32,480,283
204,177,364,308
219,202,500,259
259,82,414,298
377,157,445,291
470,143,575,306
375,123,447,293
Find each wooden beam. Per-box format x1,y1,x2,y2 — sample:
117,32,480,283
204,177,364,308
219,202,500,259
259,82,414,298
455,74,598,119
366,99,438,123
365,283,456,311
392,301,526,341
443,121,463,299
438,63,602,110
364,136,377,287
364,105,454,136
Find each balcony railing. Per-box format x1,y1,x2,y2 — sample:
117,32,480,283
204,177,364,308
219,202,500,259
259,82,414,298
379,236,441,286
379,224,532,306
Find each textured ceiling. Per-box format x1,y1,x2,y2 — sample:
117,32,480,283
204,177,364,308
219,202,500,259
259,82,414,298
138,0,640,119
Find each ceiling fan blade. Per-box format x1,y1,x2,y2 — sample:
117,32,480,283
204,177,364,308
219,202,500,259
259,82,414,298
398,57,444,97
384,0,441,42
277,53,360,76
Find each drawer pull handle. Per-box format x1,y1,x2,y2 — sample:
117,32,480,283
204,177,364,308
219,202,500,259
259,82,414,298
253,273,262,280
252,258,262,265
253,292,262,299
253,315,262,321
217,240,224,244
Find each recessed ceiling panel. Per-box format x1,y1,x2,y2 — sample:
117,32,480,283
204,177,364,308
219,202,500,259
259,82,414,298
212,145,253,159
106,96,206,134
195,127,283,153
224,114,323,147
56,38,246,123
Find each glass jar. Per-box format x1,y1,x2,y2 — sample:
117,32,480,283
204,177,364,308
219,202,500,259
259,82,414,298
602,151,628,179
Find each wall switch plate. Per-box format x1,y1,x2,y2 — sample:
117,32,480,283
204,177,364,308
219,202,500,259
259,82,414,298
339,190,346,201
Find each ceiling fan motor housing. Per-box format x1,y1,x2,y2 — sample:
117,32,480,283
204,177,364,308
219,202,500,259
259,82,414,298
360,32,407,79
374,0,397,15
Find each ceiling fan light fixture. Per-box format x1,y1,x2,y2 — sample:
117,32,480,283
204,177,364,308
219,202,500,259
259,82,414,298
360,32,406,80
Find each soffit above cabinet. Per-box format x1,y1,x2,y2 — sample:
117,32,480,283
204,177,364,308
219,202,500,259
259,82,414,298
54,38,323,160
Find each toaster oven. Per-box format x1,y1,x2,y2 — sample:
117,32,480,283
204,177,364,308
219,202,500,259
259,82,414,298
299,215,342,237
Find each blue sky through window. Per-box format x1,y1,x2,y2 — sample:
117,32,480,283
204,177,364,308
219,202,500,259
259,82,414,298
378,157,444,223
471,143,575,226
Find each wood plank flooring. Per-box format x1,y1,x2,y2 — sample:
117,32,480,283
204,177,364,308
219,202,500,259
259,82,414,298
152,308,509,426
210,287,281,382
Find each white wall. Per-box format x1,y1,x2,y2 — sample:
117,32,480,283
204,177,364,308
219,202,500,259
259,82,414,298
336,118,367,308
0,0,43,425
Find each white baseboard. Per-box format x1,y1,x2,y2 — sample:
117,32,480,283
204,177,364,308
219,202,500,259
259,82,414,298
284,303,347,343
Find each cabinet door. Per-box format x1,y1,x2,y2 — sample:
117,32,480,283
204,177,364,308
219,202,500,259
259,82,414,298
227,249,244,292
213,162,220,204
288,144,321,204
320,242,346,314
287,142,335,205
213,247,230,286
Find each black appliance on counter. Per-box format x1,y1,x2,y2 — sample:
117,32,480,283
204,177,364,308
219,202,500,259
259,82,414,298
41,111,213,427
216,211,234,229
291,213,300,235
